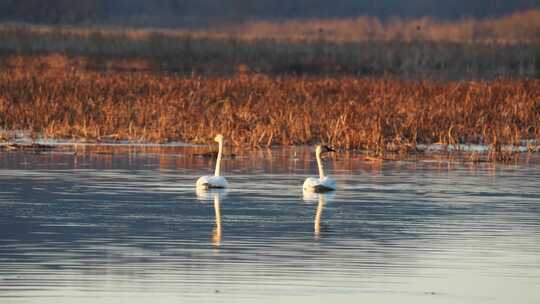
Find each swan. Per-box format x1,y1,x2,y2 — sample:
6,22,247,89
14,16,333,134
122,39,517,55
196,134,229,189
303,145,336,192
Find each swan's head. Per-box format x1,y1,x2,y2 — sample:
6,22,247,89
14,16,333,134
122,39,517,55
214,134,224,143
316,144,336,154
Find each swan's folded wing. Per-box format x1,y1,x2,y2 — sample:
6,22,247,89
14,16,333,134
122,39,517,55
196,175,212,188
303,177,320,190
208,176,229,188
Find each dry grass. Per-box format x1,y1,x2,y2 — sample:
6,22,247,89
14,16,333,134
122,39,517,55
1,66,538,156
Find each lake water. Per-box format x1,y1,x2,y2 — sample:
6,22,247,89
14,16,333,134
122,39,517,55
1,146,539,303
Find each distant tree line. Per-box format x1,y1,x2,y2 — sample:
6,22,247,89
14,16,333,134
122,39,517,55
1,24,539,79
0,0,539,27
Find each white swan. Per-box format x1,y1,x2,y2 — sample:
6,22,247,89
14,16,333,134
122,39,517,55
196,134,229,189
303,145,336,192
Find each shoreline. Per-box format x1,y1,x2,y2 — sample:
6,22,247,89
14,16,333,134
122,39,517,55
1,135,538,164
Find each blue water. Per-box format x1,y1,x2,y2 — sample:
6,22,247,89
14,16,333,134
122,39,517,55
1,146,539,303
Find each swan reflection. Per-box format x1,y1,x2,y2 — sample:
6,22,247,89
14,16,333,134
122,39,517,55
196,188,227,247
303,190,335,239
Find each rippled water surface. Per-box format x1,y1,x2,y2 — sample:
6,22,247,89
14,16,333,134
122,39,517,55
1,146,540,303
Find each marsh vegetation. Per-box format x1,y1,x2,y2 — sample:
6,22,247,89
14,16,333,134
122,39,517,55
1,10,539,158
2,10,540,78
1,66,538,158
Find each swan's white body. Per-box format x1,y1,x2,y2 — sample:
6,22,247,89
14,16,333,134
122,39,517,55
303,145,336,193
196,175,228,189
303,176,336,192
196,135,229,189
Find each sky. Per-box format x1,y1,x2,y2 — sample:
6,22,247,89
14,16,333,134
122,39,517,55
0,0,539,28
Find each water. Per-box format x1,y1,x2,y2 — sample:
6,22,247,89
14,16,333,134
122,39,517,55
1,146,540,303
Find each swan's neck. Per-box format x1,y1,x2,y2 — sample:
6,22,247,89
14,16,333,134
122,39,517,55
214,140,223,177
316,150,325,179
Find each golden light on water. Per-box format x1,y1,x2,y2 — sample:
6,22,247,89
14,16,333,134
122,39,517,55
314,195,325,240
213,195,222,247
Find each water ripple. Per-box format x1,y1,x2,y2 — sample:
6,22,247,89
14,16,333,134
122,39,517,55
1,148,539,303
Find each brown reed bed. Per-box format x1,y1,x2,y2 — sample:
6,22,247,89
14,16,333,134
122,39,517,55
1,66,538,158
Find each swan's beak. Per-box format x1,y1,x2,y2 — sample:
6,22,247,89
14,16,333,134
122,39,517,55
323,145,336,153
214,134,224,142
